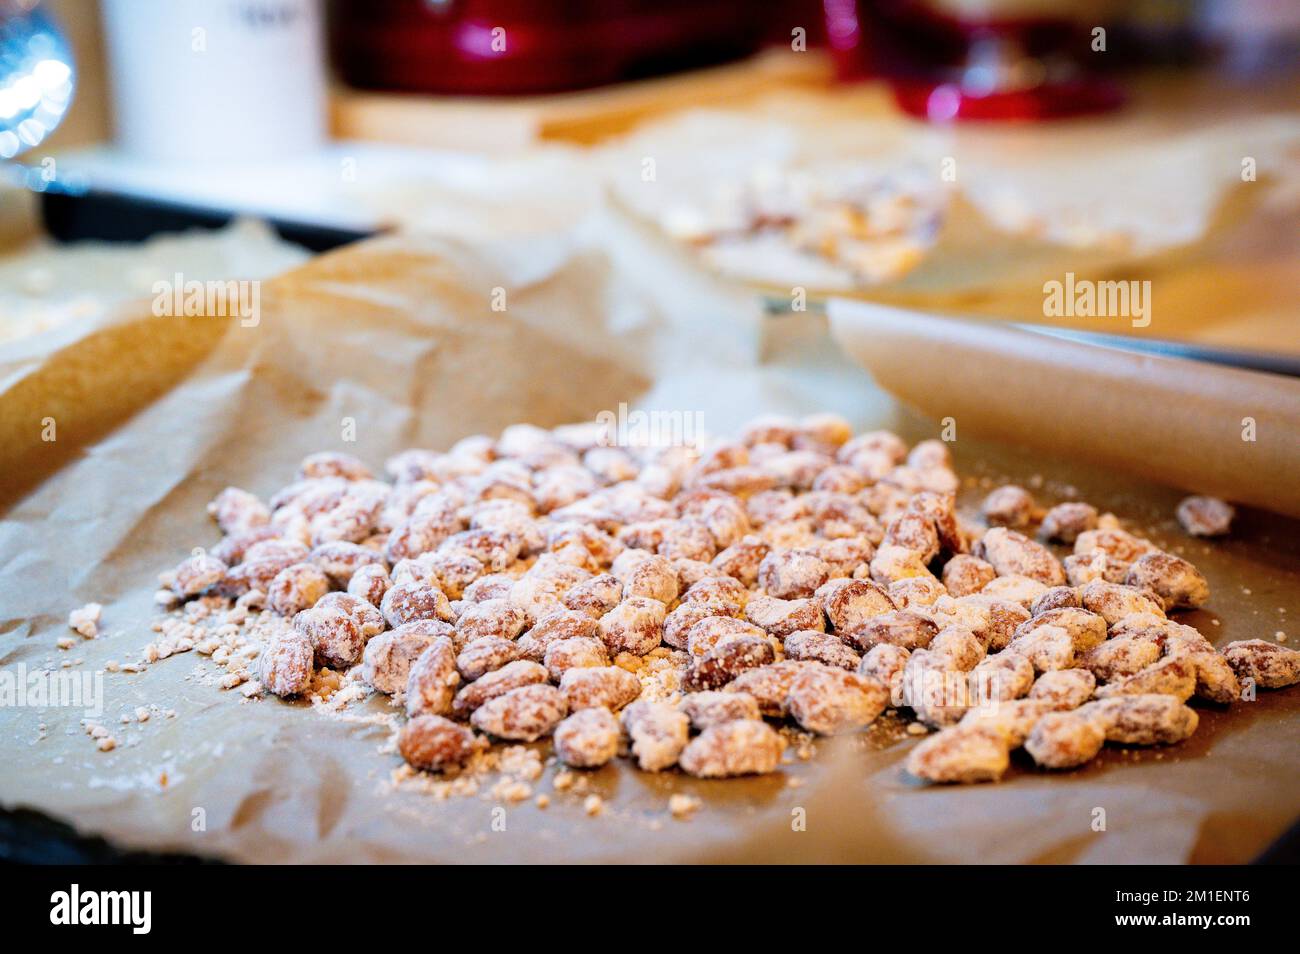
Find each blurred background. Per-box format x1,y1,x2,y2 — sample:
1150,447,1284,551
0,0,1296,351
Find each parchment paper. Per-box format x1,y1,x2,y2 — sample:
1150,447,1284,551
596,103,1300,302
1,201,1297,864
827,300,1300,518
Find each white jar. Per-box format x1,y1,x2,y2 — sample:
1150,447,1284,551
101,0,326,161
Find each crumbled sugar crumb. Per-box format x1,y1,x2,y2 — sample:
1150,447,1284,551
491,780,532,803
583,794,604,816
67,603,102,639
669,793,701,819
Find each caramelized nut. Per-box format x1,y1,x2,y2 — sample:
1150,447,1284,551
679,719,784,778
554,707,620,768
399,715,483,771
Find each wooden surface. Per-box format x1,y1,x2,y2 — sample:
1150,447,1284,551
329,49,833,149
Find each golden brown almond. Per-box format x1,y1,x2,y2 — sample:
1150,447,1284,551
406,636,460,718
679,719,784,778
1222,640,1300,689
1124,552,1210,611
684,634,776,691
1025,711,1105,769
783,629,862,671
679,691,761,730
470,684,567,741
1176,496,1234,538
981,485,1038,530
785,665,889,735
399,715,483,771
258,627,315,698
1039,502,1098,544
1079,694,1198,745
451,659,549,716
560,665,642,711
621,701,690,771
363,621,454,694
1028,668,1097,710
905,724,1009,784
974,528,1065,587
554,707,620,768
455,636,523,682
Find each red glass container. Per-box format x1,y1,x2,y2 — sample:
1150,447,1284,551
329,0,775,95
824,0,1123,120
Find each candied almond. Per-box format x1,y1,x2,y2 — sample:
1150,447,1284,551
974,528,1064,587
725,660,813,717
858,644,910,701
906,724,1008,784
561,573,624,619
622,701,690,772
347,563,392,606
258,628,315,698
1124,552,1210,611
1040,502,1098,544
597,596,666,656
981,485,1038,530
363,621,453,695
456,598,528,643
381,581,453,628
560,665,642,711
959,698,1053,748
745,594,825,639
967,651,1034,703
1095,656,1196,702
1028,668,1097,710
554,707,620,768
783,630,861,671
518,609,602,660
1030,585,1080,615
942,554,995,597
173,553,228,599
470,684,567,741
1079,694,1198,745
406,637,460,717
456,636,523,681
1080,634,1162,682
785,665,889,735
1222,640,1300,689
758,548,831,599
1176,496,1234,538
543,636,609,681
684,634,776,691
296,605,365,670
679,719,784,778
452,659,549,717
1025,712,1105,769
847,610,938,653
1078,580,1165,626
399,715,483,771
679,691,761,730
